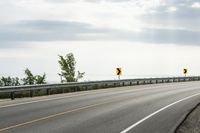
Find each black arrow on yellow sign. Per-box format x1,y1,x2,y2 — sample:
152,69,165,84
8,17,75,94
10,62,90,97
116,68,122,76
183,68,188,75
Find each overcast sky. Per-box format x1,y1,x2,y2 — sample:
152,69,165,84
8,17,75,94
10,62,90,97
0,0,200,82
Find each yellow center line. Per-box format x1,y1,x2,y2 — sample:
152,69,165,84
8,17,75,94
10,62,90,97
0,100,113,132
0,84,193,132
0,86,163,132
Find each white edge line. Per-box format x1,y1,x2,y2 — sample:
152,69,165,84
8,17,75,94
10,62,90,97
120,92,200,133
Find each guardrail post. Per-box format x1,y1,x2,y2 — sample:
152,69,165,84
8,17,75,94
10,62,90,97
30,90,33,97
62,88,65,93
117,82,119,86
47,89,51,95
10,92,15,100
85,86,88,90
75,86,79,91
113,83,116,87
105,83,108,88
94,84,98,89
73,87,76,92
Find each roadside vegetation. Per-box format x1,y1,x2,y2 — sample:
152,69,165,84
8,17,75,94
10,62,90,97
0,52,84,87
0,52,86,98
58,53,85,83
0,68,46,87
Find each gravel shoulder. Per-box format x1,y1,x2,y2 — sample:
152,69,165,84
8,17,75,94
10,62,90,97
176,103,200,133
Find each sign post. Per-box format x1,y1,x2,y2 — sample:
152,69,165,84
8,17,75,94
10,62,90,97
116,68,122,80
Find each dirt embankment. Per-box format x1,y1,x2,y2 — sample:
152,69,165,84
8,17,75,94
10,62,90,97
176,103,200,133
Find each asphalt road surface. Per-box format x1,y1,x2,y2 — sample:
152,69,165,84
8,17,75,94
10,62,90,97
0,81,200,133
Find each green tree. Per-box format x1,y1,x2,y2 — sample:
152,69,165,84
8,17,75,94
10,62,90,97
0,69,46,86
76,71,85,81
0,77,20,86
22,68,46,85
35,74,46,84
22,68,35,85
58,53,85,82
0,79,3,86
11,77,20,86
1,77,10,86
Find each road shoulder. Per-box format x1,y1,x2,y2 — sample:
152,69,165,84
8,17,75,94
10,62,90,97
175,103,200,133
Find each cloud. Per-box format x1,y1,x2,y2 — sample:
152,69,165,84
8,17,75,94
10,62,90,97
45,0,79,3
1,0,200,81
45,0,131,3
1,0,200,48
136,28,200,45
0,19,200,48
167,6,178,12
140,3,200,31
84,0,131,3
109,28,200,46
0,20,109,42
191,2,200,8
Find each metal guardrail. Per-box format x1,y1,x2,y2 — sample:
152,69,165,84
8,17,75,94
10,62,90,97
0,76,200,100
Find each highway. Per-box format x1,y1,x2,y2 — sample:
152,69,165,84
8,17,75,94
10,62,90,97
0,81,200,133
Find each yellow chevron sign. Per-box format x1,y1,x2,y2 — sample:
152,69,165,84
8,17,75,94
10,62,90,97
183,68,188,75
116,68,122,76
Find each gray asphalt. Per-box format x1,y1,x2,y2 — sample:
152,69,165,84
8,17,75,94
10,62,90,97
0,81,200,133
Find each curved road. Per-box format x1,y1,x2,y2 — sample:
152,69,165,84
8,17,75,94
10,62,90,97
0,81,200,133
